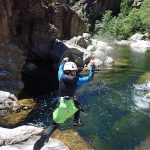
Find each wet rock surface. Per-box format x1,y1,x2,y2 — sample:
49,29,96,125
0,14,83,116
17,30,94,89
0,98,37,127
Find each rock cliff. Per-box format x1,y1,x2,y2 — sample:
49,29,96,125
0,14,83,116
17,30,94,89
72,0,121,30
0,0,84,96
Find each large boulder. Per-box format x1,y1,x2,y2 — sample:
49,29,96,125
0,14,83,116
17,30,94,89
0,44,25,95
0,91,19,117
129,33,146,41
0,0,25,95
130,40,150,53
0,0,84,96
10,1,84,61
0,0,10,42
46,3,84,39
0,125,43,146
64,34,114,68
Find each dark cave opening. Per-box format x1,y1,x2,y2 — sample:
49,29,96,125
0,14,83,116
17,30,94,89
20,61,59,98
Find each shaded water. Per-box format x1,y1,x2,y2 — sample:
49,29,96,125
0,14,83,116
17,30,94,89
25,45,150,150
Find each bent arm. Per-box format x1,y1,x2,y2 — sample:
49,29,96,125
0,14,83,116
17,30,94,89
77,64,95,86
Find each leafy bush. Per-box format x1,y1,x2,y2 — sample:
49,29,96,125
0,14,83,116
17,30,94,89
44,0,53,6
139,0,150,34
120,0,134,16
94,0,149,40
114,9,143,39
79,11,90,32
66,0,79,6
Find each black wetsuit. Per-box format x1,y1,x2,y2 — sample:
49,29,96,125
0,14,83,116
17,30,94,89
58,74,77,97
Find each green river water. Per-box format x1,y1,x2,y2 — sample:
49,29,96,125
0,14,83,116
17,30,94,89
25,44,150,150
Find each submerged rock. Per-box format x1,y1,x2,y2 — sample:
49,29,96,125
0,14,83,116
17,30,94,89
52,129,94,150
135,136,150,150
139,72,150,83
113,58,129,67
0,99,37,127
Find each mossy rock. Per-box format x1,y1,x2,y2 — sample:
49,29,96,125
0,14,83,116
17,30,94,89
52,129,94,150
135,136,150,150
0,99,37,127
139,72,150,83
113,58,129,67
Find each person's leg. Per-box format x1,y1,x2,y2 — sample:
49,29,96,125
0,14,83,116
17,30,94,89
33,121,58,150
73,100,84,127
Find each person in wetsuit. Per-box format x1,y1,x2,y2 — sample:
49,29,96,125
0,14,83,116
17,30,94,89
58,57,95,126
33,57,95,150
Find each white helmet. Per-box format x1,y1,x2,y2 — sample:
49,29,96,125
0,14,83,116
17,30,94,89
63,62,78,71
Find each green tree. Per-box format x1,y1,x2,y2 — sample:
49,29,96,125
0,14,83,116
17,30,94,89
121,0,134,16
114,9,143,39
79,11,90,32
93,0,147,40
139,0,150,34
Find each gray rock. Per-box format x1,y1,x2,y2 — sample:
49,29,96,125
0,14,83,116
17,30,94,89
129,33,145,41
76,36,88,48
0,125,69,150
83,33,91,40
0,91,19,117
130,40,150,53
0,146,19,150
0,125,43,146
22,62,37,72
41,138,69,150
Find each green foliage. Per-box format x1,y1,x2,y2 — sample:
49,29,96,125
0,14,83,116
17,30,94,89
94,0,150,40
79,11,90,32
66,0,79,6
94,11,116,40
139,0,150,33
44,0,53,6
44,0,79,6
114,9,143,39
120,0,134,15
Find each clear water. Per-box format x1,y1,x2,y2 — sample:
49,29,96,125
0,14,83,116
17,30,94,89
25,45,150,150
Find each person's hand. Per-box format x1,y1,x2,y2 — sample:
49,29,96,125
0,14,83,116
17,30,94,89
89,59,95,66
87,59,95,69
63,57,69,62
88,59,95,80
